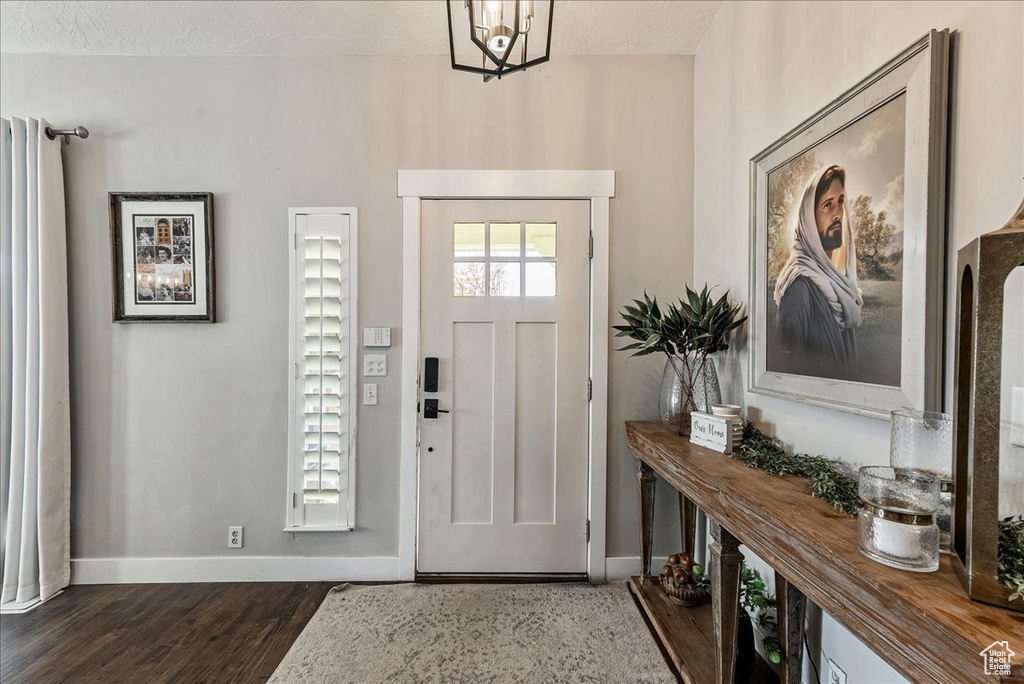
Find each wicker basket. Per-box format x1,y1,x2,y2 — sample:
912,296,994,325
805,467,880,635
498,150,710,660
660,575,709,606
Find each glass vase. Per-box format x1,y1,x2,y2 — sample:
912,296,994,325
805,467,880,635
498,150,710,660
858,466,940,572
659,354,721,436
889,410,953,551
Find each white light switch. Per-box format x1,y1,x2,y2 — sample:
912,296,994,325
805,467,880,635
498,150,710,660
364,327,392,348
363,383,378,406
364,354,387,376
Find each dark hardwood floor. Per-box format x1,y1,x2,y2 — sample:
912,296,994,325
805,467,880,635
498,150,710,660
0,582,334,684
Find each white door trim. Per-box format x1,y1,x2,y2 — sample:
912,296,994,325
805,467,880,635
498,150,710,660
397,170,615,581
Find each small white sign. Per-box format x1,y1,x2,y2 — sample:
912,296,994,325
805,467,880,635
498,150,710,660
690,412,741,454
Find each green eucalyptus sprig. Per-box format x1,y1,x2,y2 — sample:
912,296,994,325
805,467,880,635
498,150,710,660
737,424,1024,599
735,422,861,516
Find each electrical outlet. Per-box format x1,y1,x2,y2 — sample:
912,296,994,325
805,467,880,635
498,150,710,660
826,658,847,684
363,383,378,406
363,354,387,377
228,526,243,549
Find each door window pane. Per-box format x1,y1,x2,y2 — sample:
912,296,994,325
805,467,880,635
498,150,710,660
525,223,557,257
454,223,486,257
490,223,521,257
454,262,486,296
525,262,557,297
490,262,521,296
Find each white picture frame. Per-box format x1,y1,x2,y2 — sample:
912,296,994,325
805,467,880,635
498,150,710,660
748,30,949,419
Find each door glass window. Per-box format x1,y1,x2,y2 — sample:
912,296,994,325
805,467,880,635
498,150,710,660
454,223,486,257
525,223,557,257
525,261,557,297
490,263,521,296
453,261,487,296
490,223,522,257
453,221,558,297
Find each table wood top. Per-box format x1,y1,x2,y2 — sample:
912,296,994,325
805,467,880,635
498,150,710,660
626,420,1024,684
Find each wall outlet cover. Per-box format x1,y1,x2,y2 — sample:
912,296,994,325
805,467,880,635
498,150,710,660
228,526,244,549
363,354,387,376
363,383,378,406
826,658,847,684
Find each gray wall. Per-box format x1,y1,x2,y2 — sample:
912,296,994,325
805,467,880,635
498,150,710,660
693,1,1023,681
0,54,693,561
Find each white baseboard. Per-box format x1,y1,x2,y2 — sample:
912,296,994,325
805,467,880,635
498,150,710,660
72,556,645,584
604,556,641,580
71,556,402,584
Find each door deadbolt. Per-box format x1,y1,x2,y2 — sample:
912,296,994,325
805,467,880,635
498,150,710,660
423,398,449,419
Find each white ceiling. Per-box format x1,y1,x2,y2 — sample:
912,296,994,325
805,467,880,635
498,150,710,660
0,0,722,56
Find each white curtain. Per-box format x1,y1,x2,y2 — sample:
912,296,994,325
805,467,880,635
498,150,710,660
1,117,71,611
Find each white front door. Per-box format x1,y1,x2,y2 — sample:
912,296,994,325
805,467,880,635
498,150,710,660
418,200,591,574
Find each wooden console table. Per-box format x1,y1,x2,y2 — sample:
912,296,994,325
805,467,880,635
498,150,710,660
626,420,1024,684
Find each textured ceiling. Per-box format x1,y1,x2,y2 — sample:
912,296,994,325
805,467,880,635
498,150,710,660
0,1,722,56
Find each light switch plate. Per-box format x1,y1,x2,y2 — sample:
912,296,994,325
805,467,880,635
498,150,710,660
363,383,378,406
364,354,387,376
364,327,392,348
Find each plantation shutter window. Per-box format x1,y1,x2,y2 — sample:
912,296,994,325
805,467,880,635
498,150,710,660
287,209,358,531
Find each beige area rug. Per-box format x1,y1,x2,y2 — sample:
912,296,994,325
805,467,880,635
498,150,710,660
269,582,677,683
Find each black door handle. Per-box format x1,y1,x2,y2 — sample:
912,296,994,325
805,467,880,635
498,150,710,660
423,398,450,419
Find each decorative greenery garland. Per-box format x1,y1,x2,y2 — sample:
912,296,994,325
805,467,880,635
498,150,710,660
735,422,1024,601
735,422,861,516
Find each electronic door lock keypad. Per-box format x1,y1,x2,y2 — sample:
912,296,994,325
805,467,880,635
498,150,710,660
424,357,439,393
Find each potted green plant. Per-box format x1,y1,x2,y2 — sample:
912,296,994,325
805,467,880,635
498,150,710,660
614,285,746,435
737,565,782,681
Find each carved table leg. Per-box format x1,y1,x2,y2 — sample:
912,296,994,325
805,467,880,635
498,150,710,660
636,458,656,584
709,520,743,684
775,572,807,684
679,492,696,559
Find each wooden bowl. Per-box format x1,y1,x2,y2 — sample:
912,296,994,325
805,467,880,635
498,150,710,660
660,575,710,606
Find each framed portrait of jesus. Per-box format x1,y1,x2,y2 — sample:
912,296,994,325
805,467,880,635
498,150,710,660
748,30,949,418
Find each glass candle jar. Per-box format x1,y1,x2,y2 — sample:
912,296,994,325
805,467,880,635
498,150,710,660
889,410,953,551
858,466,940,572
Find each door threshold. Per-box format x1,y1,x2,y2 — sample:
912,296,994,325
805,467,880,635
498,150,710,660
416,572,589,584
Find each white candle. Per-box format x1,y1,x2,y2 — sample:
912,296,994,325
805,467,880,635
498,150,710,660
870,515,921,559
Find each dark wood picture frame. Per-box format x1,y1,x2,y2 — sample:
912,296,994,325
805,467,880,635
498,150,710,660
109,192,216,322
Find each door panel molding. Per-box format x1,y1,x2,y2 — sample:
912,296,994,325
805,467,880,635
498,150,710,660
398,170,615,582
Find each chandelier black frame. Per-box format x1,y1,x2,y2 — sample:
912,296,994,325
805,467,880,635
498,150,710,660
446,0,555,81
